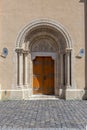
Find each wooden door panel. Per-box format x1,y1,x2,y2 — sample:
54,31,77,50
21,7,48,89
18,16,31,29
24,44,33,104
43,57,54,95
43,57,50,94
33,57,43,94
33,57,54,95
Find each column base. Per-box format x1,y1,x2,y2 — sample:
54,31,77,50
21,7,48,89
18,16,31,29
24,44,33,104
66,89,87,100
17,85,23,88
24,84,29,88
58,89,87,100
66,85,71,88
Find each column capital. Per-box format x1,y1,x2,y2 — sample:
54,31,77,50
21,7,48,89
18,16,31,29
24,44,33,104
15,48,29,55
15,48,24,54
23,50,29,55
66,48,72,53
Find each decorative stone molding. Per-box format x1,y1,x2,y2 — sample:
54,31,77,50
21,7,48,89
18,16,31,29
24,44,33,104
15,49,24,54
15,48,29,54
15,19,73,98
16,19,72,49
66,48,72,52
31,39,57,52
31,52,57,60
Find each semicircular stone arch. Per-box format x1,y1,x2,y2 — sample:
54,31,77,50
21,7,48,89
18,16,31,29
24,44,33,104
16,19,72,49
15,19,73,99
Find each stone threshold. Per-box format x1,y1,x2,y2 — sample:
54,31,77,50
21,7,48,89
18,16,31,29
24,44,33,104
29,95,59,100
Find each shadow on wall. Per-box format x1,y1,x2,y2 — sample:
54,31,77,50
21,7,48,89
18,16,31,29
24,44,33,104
79,0,85,2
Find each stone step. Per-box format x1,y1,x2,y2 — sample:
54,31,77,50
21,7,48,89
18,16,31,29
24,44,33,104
29,95,59,100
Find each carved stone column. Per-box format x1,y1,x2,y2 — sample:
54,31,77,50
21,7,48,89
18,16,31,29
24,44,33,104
18,49,23,87
66,49,71,88
24,51,29,87
17,52,19,85
60,54,63,87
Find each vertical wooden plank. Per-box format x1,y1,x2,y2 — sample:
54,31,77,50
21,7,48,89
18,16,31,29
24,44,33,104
33,57,43,94
43,57,54,95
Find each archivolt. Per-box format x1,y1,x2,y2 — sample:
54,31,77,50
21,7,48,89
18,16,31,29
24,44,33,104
16,19,72,49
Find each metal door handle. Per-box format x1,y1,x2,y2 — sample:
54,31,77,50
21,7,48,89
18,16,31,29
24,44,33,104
43,76,46,80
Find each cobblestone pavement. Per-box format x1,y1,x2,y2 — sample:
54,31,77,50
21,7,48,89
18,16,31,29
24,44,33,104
0,100,87,130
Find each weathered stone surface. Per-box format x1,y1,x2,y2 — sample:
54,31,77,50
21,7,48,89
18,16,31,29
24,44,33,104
0,100,86,129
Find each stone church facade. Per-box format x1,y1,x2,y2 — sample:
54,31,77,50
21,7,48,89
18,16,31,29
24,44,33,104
0,0,87,100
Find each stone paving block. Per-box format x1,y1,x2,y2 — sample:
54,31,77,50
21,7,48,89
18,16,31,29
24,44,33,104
0,100,86,129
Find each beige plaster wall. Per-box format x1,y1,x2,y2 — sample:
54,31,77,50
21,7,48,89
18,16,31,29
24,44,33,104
0,0,85,92
85,1,87,91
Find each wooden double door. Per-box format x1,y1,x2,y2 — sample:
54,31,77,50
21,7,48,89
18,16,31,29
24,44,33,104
33,57,54,95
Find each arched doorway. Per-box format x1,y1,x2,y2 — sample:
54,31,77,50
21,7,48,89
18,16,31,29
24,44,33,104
15,19,72,98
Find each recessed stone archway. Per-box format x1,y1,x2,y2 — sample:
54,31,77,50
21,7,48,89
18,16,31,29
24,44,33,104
15,19,73,98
